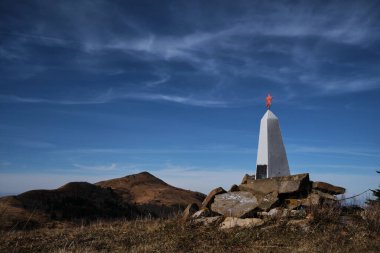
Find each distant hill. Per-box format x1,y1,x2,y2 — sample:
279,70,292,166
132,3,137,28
0,172,205,230
95,171,205,217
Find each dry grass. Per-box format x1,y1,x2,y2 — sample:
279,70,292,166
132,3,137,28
361,203,380,233
0,206,379,253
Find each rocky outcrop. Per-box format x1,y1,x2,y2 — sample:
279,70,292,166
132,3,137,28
184,173,345,229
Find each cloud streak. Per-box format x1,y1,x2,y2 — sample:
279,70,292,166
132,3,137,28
0,91,231,108
288,145,380,158
2,0,379,99
73,163,118,171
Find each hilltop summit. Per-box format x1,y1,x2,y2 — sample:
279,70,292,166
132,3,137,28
0,171,205,230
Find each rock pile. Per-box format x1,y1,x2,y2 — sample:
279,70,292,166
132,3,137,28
182,173,345,229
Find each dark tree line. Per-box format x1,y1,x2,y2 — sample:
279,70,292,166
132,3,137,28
367,171,380,206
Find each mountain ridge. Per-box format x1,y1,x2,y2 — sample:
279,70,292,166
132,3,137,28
0,171,205,230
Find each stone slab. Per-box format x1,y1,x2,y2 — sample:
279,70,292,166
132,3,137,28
312,181,345,195
239,173,310,195
211,191,259,218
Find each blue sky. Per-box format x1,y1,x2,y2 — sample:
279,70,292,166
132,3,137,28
0,0,379,200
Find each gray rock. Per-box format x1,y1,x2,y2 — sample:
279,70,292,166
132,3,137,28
257,191,279,211
211,191,259,218
260,207,305,219
193,216,223,226
202,187,226,209
268,207,283,217
260,207,289,218
220,217,264,229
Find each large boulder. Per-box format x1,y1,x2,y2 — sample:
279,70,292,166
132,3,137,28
256,191,279,211
312,181,345,195
220,217,264,229
211,191,259,218
239,173,310,195
202,187,226,209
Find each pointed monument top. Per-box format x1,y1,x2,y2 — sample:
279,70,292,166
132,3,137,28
261,109,278,120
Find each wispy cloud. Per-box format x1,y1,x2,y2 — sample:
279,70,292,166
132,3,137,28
144,73,171,87
73,163,118,171
2,0,379,102
288,145,380,158
0,91,231,108
128,93,229,107
53,145,256,155
293,163,378,172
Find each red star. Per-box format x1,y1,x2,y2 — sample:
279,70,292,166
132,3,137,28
266,94,272,109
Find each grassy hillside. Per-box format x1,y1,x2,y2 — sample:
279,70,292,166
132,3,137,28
1,205,379,253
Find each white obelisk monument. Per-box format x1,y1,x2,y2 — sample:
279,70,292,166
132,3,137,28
255,94,290,179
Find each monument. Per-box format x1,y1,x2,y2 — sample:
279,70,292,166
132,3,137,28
182,94,346,229
255,94,290,179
